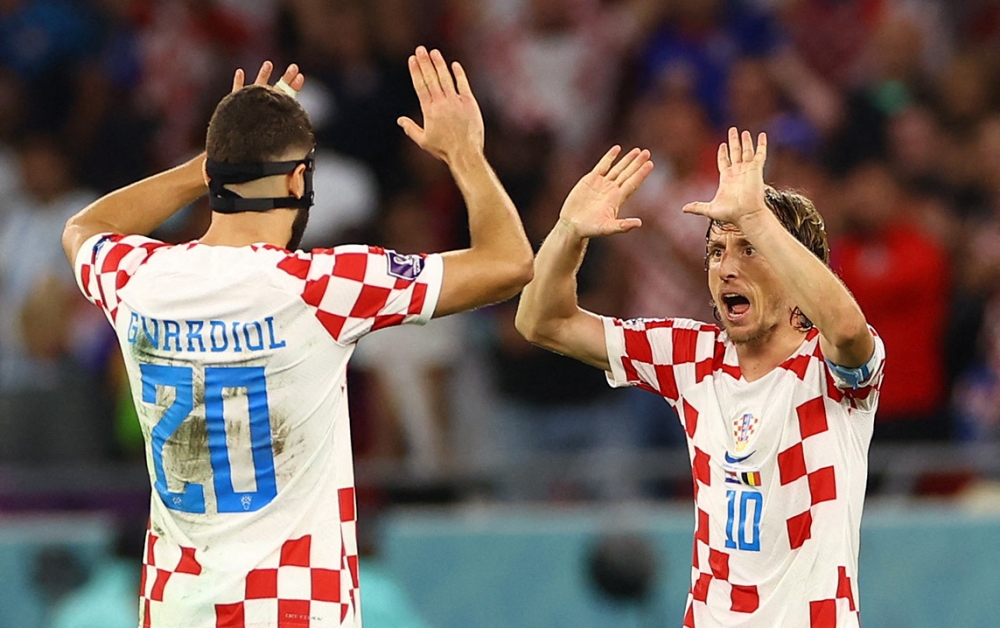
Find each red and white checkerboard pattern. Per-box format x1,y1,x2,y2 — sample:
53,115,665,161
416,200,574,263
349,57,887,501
74,235,444,627
275,245,434,345
604,316,883,627
76,234,168,325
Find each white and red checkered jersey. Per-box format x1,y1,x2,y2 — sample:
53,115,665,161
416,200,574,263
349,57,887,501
603,317,885,628
74,233,444,628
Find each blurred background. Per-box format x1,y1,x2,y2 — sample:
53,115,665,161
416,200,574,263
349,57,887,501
1,0,999,626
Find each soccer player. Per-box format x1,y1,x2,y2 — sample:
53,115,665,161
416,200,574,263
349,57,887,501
62,49,532,627
516,129,885,627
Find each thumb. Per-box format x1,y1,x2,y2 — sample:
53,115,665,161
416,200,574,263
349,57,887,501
397,117,425,145
615,217,642,234
683,202,712,216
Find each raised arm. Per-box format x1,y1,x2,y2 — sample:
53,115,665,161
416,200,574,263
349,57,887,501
398,47,533,317
515,147,653,371
683,128,874,367
61,62,305,265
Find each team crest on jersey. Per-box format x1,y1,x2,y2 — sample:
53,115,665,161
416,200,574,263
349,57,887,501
387,251,424,280
732,412,759,453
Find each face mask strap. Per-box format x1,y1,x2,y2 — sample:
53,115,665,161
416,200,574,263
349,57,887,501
206,150,315,214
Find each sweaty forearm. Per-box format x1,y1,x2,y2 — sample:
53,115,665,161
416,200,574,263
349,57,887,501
737,209,869,352
449,151,532,271
68,154,207,239
516,220,588,340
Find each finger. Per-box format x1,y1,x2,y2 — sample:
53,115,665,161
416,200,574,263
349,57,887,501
621,160,654,202
593,145,622,176
289,73,305,91
397,116,425,145
408,55,431,107
430,49,456,95
717,142,730,172
755,132,767,165
741,130,754,163
607,148,641,180
415,46,443,99
612,217,643,234
253,61,273,87
683,201,713,217
452,61,473,97
232,68,245,93
728,127,741,164
614,149,650,186
280,63,300,86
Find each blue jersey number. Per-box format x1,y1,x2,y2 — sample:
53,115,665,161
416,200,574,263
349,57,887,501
725,489,762,551
141,364,278,514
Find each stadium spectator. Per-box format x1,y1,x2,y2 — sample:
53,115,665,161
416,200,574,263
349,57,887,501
61,51,533,625
0,134,106,464
832,160,950,440
517,129,885,626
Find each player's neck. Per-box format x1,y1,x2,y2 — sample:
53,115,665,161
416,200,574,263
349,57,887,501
199,212,291,249
733,324,808,382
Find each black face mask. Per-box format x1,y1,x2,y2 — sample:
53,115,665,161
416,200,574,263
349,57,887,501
205,149,315,214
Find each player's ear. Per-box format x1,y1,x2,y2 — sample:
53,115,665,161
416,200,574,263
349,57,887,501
287,163,306,199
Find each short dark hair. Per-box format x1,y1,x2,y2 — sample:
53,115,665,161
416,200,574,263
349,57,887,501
206,85,314,163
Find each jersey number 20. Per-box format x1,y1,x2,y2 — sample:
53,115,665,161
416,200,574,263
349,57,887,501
140,364,278,514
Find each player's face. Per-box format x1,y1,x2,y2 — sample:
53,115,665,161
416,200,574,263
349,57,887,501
706,225,794,345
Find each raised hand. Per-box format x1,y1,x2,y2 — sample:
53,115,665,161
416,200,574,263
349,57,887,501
558,146,653,239
683,128,768,226
397,47,484,163
231,61,306,95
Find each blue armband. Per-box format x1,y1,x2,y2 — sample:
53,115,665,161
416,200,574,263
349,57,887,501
825,349,878,390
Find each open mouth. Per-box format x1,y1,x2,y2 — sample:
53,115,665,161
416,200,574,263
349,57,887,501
721,293,751,321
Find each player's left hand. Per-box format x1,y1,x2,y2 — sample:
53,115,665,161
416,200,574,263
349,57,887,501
231,61,306,95
683,128,768,226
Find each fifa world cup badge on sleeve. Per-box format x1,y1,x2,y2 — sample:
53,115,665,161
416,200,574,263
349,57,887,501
387,252,424,280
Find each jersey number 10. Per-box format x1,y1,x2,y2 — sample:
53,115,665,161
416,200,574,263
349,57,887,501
140,364,278,514
725,489,762,552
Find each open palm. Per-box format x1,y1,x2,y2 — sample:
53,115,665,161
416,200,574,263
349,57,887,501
684,128,768,225
560,147,653,239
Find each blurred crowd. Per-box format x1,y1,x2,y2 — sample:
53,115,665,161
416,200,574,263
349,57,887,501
1,0,999,499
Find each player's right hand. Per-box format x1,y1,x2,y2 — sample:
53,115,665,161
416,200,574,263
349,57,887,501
398,47,484,164
557,146,653,239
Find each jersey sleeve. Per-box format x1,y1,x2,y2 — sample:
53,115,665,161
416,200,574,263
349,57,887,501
823,325,886,413
602,316,721,404
73,232,168,324
290,245,444,345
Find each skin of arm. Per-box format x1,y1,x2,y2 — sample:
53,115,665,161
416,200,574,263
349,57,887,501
398,47,534,317
684,128,874,368
515,146,654,371
62,62,305,265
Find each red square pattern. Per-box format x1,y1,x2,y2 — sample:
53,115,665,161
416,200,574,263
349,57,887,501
653,364,679,400
672,328,699,364
692,573,712,602
837,566,856,611
682,399,699,438
683,605,696,628
695,508,710,545
339,487,357,522
280,536,312,567
278,599,312,626
808,466,837,505
797,397,829,439
730,584,759,613
215,602,245,627
332,252,368,281
312,568,340,603
246,568,278,599
175,546,202,575
778,443,807,485
692,447,711,488
809,599,837,628
623,328,654,363
349,285,392,319
709,549,729,580
786,510,813,550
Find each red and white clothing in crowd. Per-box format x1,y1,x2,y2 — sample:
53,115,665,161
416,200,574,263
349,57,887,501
74,233,443,628
603,317,885,628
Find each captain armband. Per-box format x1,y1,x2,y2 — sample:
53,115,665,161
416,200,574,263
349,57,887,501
825,349,879,390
